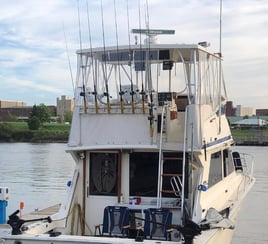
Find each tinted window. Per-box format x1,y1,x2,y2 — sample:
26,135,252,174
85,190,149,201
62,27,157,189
208,151,222,187
89,153,118,195
129,152,158,197
223,149,235,176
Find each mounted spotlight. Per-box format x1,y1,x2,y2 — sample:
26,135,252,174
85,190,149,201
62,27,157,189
78,152,85,159
198,41,210,48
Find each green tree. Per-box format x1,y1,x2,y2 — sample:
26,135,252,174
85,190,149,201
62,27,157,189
27,104,51,130
36,103,51,125
64,111,73,124
27,116,41,130
0,123,13,140
7,111,17,122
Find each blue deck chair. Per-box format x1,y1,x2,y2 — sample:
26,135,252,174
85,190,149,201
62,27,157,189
95,206,130,237
143,208,173,240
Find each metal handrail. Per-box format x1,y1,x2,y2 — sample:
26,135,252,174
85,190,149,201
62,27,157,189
156,104,169,208
170,176,182,197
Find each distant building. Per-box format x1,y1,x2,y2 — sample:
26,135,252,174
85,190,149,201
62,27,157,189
233,118,267,128
56,95,74,120
0,100,27,108
0,105,56,122
235,105,254,117
0,100,28,121
256,109,268,116
0,106,32,121
226,101,235,116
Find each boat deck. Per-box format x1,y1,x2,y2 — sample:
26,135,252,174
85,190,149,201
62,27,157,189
21,204,61,220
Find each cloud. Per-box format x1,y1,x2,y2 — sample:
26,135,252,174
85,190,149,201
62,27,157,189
6,77,63,94
0,0,267,109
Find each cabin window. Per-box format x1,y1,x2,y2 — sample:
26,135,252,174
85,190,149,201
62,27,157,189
223,149,235,176
129,152,158,197
89,153,118,196
129,152,184,197
208,151,222,187
175,95,188,112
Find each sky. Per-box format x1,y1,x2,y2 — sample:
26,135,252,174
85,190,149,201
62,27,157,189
0,0,267,110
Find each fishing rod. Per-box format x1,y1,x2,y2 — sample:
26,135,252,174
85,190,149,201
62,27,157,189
100,0,111,114
126,0,136,114
138,0,146,114
113,0,124,114
62,23,75,98
77,0,87,114
145,0,154,139
86,0,98,114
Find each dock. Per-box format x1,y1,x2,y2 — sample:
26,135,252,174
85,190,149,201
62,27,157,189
234,137,268,146
21,204,61,220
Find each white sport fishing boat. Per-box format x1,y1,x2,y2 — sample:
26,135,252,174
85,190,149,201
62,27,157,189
0,26,254,244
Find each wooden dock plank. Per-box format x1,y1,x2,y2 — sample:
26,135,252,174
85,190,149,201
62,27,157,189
22,204,61,220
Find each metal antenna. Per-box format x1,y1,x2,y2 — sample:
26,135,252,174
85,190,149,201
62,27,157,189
218,0,223,133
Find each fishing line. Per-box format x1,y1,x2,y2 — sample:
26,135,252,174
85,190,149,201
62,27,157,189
62,23,75,97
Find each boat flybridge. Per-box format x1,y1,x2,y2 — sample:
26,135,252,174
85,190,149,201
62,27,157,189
1,29,254,244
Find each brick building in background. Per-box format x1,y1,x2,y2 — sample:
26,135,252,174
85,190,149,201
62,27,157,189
226,101,235,116
256,109,268,116
0,100,27,108
56,95,74,121
0,100,56,121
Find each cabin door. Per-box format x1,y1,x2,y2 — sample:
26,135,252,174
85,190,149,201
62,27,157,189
85,151,121,234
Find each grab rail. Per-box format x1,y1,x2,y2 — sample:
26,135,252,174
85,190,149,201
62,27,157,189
170,176,182,197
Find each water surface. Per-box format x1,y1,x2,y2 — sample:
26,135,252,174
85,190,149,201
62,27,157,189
0,143,74,215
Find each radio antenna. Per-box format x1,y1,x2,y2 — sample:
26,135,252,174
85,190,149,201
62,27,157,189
218,0,223,133
219,0,222,55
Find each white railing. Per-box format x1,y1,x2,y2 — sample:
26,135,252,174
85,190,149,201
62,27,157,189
233,153,254,179
240,153,254,179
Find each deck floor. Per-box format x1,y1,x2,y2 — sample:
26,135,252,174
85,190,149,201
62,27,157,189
22,204,61,220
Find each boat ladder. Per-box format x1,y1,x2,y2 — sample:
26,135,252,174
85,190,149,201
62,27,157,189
161,156,183,202
157,105,183,208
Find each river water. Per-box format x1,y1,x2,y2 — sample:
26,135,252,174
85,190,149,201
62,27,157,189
0,143,267,243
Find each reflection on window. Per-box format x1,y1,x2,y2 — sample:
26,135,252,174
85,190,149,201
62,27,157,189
89,153,118,196
208,151,222,187
223,149,235,177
